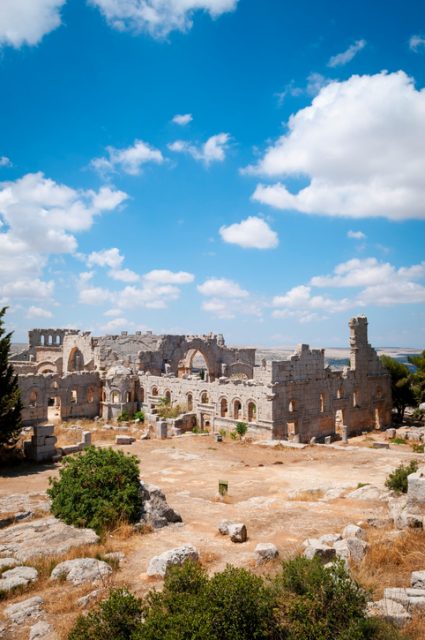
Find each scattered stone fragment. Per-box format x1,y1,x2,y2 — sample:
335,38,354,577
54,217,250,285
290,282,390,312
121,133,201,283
147,544,199,577
115,435,135,445
51,558,112,585
4,596,44,624
304,543,336,562
345,537,368,563
342,524,366,540
368,598,412,628
384,587,425,610
77,589,101,608
228,523,247,543
346,485,388,500
319,533,341,545
255,543,279,564
138,482,182,529
411,570,425,589
0,557,18,570
0,566,38,591
103,551,125,565
218,520,232,535
372,442,389,449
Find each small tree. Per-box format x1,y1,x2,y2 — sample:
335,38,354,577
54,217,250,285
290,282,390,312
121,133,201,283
385,460,419,494
48,446,142,533
380,355,415,421
0,307,23,449
235,422,248,439
409,350,425,406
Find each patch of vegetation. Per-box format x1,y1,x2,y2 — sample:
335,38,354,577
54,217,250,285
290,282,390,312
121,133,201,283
389,437,408,445
411,442,424,454
218,428,227,438
0,306,23,451
133,410,145,422
67,558,403,640
235,422,248,439
48,446,142,534
385,459,419,494
117,410,131,422
357,482,369,489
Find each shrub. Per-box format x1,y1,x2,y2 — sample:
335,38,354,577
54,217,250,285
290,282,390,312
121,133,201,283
133,410,145,422
68,588,142,640
48,446,142,533
219,428,227,438
235,422,248,439
385,459,419,494
389,437,408,445
117,410,132,422
412,442,424,453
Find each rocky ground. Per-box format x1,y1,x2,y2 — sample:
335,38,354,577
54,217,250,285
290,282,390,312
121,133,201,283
1,423,425,639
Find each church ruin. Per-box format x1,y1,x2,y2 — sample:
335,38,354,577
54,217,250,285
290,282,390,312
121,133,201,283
10,316,392,443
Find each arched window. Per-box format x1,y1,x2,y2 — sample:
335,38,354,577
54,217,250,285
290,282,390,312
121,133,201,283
87,387,94,403
151,386,158,397
71,389,77,404
233,399,242,419
201,391,209,404
48,335,53,345
140,387,145,403
29,390,37,407
353,391,358,407
220,398,228,417
337,387,343,399
56,335,61,345
111,390,120,403
165,390,171,404
68,347,84,372
40,334,45,346
247,402,256,422
320,394,325,413
289,400,296,412
187,393,193,411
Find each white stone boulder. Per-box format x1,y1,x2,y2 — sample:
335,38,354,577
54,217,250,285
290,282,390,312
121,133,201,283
147,544,199,577
411,570,425,589
368,598,412,627
4,596,44,624
346,485,388,501
51,558,112,585
255,543,279,564
304,543,336,562
0,566,38,591
342,524,366,540
29,621,56,640
319,533,341,545
0,557,18,570
228,523,247,543
115,435,135,445
384,587,425,611
218,520,232,535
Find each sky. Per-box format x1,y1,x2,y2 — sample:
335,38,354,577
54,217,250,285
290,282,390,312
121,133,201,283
0,0,424,348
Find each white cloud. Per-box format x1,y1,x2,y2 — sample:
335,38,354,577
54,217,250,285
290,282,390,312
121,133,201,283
79,285,113,305
250,72,425,220
0,0,65,48
143,269,194,284
0,156,11,167
198,277,248,298
100,317,132,332
27,306,53,319
328,39,366,67
219,216,278,249
276,73,329,105
0,173,127,304
104,308,122,317
347,230,366,240
409,35,425,52
88,0,238,38
172,113,193,125
87,247,124,269
168,133,230,165
91,139,164,176
272,285,353,320
109,268,139,282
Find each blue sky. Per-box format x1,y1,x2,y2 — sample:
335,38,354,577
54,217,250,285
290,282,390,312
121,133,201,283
0,0,424,347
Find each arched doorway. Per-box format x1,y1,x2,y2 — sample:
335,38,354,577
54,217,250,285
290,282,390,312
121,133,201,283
220,398,228,417
187,393,193,411
178,348,212,380
247,401,256,422
233,399,242,420
68,347,84,372
335,409,344,435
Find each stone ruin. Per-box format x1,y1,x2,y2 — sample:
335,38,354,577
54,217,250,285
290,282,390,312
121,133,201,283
10,316,392,444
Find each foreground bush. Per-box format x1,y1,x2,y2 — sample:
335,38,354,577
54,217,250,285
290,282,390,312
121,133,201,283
68,558,402,640
385,459,419,494
48,446,142,533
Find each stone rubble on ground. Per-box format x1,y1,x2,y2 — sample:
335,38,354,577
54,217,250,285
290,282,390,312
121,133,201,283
50,558,112,585
147,544,199,577
218,520,247,543
29,621,56,640
367,569,425,627
77,588,102,608
255,543,279,564
303,523,368,564
0,566,38,591
138,481,182,529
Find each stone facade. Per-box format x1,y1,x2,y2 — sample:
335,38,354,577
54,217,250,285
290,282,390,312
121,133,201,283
11,316,392,442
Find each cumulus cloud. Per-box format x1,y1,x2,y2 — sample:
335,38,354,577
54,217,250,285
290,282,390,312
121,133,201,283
328,39,366,67
91,139,164,176
87,247,124,269
88,0,238,38
272,285,353,322
168,133,230,165
219,216,278,249
0,0,65,48
0,172,127,303
27,306,53,319
409,35,425,52
143,269,194,284
197,277,248,298
100,316,132,332
172,113,193,125
347,230,366,240
249,71,425,220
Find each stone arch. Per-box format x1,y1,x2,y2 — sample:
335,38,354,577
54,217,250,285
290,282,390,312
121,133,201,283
200,390,209,404
151,386,159,396
227,362,253,380
47,334,53,346
36,361,57,375
176,339,218,380
68,347,84,372
220,397,228,417
232,398,242,420
56,335,61,345
247,401,256,422
40,335,45,346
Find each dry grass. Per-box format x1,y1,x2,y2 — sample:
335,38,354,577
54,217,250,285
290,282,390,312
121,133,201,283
288,489,325,501
352,528,425,599
404,612,425,640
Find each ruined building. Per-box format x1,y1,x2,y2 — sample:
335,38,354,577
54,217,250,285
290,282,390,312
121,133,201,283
10,316,392,443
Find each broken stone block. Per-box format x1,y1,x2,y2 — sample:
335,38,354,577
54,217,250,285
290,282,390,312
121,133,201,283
255,543,279,564
29,621,55,640
228,523,247,543
369,598,412,628
319,533,342,545
342,524,366,540
0,566,38,591
51,558,112,585
304,543,336,562
147,544,199,577
138,481,182,529
218,520,232,535
372,442,389,449
115,435,135,445
411,570,425,589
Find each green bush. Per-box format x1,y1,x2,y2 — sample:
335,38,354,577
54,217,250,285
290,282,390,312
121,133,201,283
68,588,142,640
117,410,132,422
385,459,419,494
235,422,248,439
412,442,424,453
48,446,142,533
133,410,145,422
